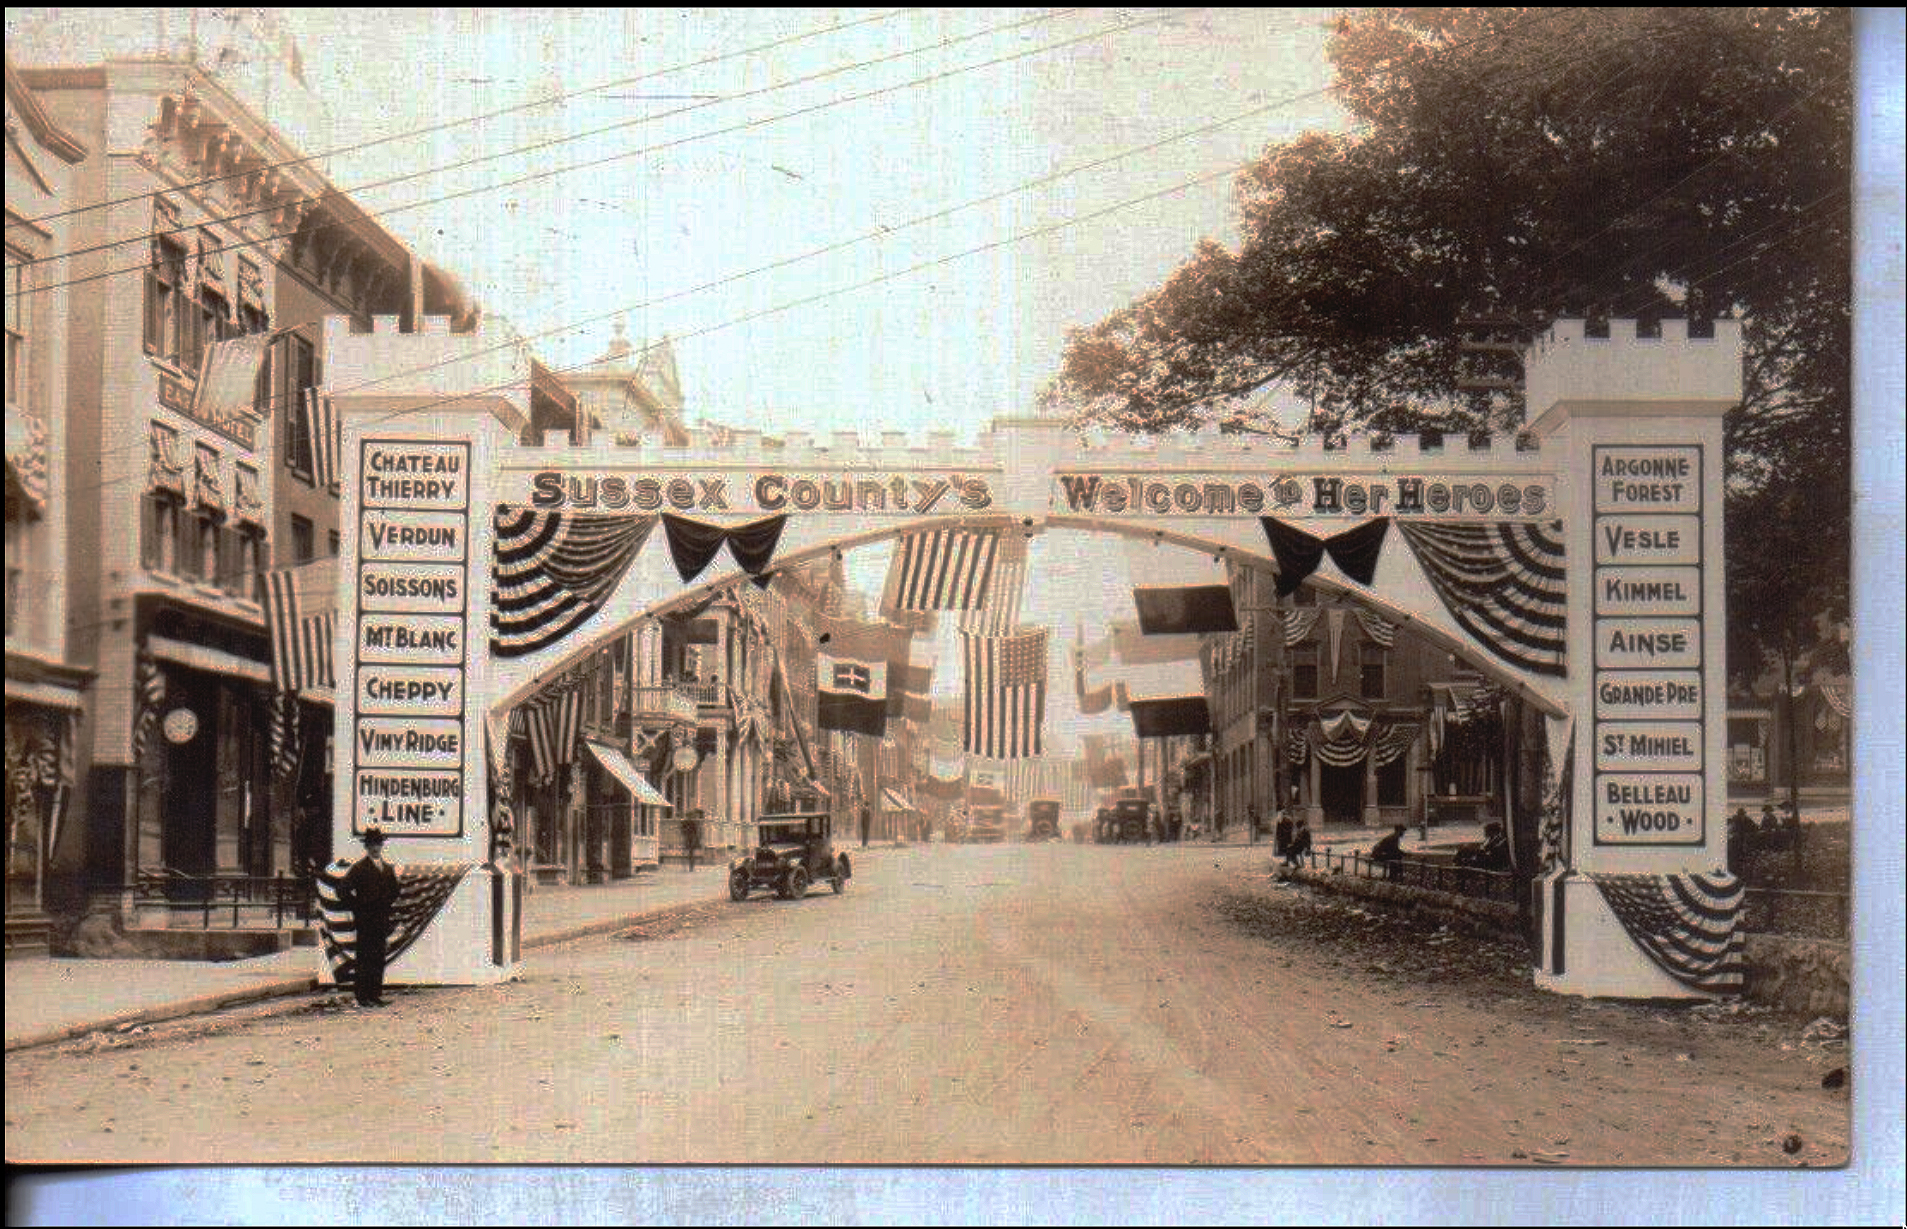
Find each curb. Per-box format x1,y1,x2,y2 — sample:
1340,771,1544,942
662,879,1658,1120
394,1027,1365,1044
4,889,730,1054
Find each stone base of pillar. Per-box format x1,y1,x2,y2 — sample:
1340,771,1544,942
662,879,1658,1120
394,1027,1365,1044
1533,871,1717,1000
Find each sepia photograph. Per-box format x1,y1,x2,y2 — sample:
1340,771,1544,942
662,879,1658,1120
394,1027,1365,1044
3,6,1899,1223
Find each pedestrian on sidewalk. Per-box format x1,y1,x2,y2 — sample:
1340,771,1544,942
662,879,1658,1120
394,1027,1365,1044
340,827,399,1008
1273,808,1294,857
1283,817,1312,868
682,809,704,871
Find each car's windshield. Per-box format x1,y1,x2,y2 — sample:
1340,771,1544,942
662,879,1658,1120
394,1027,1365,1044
759,824,804,845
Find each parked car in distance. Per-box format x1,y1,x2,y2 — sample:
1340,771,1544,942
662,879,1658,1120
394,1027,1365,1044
729,812,851,901
1095,799,1153,844
963,805,1007,844
1025,799,1062,842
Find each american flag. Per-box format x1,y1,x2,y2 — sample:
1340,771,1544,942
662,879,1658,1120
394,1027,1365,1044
525,680,584,783
190,333,273,435
260,558,338,693
1590,871,1747,993
958,532,1027,635
962,627,1047,759
884,528,999,612
304,386,342,491
315,859,473,989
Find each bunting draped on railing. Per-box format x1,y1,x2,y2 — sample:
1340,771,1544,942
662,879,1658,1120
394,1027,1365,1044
4,406,50,513
234,465,265,527
148,425,188,497
1371,721,1420,768
1396,521,1567,678
193,447,223,514
1283,607,1322,647
659,512,787,585
1312,711,1374,767
1261,517,1390,596
316,860,475,990
1354,608,1395,649
492,507,656,659
1588,871,1746,993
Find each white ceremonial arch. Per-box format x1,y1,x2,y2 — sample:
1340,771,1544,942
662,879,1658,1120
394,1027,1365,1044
321,315,1743,999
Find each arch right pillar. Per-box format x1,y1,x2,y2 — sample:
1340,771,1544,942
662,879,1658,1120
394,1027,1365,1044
1526,319,1743,998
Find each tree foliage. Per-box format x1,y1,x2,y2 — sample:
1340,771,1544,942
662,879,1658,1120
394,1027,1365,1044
1045,7,1852,679
1045,8,1849,440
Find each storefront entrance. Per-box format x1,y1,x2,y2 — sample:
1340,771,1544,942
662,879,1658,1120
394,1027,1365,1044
1319,762,1364,825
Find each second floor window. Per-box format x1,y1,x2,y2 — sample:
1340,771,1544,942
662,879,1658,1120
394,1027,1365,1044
282,333,319,477
290,514,315,564
141,492,184,576
145,235,190,367
1292,643,1319,700
1361,643,1387,700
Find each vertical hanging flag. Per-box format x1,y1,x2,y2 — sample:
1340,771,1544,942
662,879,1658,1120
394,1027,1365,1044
883,527,1000,612
958,532,1028,635
261,558,338,692
191,332,275,433
962,626,1048,759
817,653,889,737
304,386,341,491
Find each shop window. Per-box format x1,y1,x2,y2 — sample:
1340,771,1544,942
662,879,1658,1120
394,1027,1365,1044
1361,644,1387,700
1292,643,1319,700
219,525,265,596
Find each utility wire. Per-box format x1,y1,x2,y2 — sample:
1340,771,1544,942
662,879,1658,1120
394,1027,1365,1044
11,7,1118,296
4,8,913,231
21,9,1078,268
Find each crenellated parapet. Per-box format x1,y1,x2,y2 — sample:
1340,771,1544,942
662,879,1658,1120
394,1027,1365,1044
1525,317,1743,432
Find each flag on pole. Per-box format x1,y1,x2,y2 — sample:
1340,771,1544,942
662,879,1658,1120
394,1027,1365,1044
191,333,274,434
962,626,1048,759
883,527,1000,612
817,653,888,737
260,558,338,693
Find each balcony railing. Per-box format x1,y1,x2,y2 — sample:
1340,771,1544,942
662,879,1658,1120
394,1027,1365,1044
629,685,698,722
678,681,727,706
133,869,317,929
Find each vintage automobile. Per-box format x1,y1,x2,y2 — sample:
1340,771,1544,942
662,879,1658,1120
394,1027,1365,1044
1025,799,1062,842
729,812,851,901
962,804,1008,844
1094,799,1153,845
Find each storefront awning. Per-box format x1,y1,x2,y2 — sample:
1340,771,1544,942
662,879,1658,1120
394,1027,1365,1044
881,787,918,812
147,634,272,684
5,678,86,710
584,739,672,808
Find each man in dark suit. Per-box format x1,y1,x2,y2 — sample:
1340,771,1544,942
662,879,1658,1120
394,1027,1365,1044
1370,823,1408,881
341,827,400,1008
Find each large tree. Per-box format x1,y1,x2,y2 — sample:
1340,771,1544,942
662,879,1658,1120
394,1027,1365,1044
1045,6,1852,680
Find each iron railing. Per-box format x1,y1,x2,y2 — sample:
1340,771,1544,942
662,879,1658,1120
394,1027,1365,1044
133,869,317,929
1740,886,1850,940
1292,848,1519,903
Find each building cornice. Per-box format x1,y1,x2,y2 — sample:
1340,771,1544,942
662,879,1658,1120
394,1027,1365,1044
4,59,89,163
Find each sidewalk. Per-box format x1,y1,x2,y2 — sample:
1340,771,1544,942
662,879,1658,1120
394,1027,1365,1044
3,845,903,1053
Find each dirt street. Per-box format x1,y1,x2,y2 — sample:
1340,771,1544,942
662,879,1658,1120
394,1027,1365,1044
4,844,1850,1165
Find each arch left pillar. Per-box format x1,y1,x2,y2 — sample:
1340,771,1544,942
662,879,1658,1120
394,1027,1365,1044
326,317,524,986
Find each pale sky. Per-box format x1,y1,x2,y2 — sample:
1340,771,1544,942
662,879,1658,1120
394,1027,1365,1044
8,6,1350,756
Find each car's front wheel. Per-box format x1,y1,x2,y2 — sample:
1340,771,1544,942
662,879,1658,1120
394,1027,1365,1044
728,868,750,901
784,866,810,900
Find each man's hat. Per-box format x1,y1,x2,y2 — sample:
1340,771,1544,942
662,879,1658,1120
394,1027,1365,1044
359,826,387,845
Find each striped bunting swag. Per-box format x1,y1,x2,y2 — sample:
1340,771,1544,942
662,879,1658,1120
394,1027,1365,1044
1283,607,1322,648
1354,607,1395,648
884,528,1000,612
1396,521,1566,678
492,507,656,658
962,626,1048,759
133,657,167,764
1371,721,1419,767
304,387,341,491
525,682,585,784
1589,871,1747,993
1287,726,1309,765
315,859,474,990
261,558,338,692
